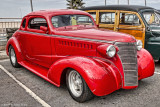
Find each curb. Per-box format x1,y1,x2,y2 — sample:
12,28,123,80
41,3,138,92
0,39,7,51
0,45,6,51
0,40,7,46
0,50,9,60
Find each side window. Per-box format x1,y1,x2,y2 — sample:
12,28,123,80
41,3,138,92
88,12,96,21
28,17,48,30
22,19,26,28
120,13,141,26
143,13,152,23
99,12,115,24
143,12,159,24
52,17,59,28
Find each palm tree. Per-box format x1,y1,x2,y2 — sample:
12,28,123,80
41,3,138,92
67,0,85,9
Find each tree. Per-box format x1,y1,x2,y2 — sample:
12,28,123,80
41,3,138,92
67,0,85,9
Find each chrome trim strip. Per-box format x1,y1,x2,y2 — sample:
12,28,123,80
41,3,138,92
152,30,160,32
147,42,160,45
19,30,114,44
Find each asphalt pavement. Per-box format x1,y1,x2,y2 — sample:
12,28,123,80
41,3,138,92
0,59,160,107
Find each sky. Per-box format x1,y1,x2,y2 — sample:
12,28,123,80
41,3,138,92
0,0,160,18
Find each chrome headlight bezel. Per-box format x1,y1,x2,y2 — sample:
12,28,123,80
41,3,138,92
106,45,116,58
137,40,142,51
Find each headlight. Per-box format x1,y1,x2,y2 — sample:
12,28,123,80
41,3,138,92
137,40,142,51
106,45,116,58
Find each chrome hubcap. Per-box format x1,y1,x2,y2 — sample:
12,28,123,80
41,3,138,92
68,70,83,97
10,48,16,65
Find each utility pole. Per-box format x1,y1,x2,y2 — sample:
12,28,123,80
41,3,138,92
117,0,119,5
128,0,129,5
30,0,33,12
105,0,106,6
145,0,146,6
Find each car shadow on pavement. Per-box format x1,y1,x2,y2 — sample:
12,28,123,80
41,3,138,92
155,61,160,66
88,78,153,105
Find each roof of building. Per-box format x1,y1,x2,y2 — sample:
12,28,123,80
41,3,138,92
81,5,154,12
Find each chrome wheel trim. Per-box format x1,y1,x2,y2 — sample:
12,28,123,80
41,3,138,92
10,48,16,65
68,70,83,97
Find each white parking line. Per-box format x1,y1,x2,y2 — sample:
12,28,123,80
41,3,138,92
155,72,160,75
0,65,51,107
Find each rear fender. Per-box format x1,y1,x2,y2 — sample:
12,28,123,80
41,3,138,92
48,56,122,96
6,37,23,62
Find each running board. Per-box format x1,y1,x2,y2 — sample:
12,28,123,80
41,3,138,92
19,61,59,87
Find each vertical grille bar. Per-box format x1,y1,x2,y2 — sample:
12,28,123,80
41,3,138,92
115,42,138,86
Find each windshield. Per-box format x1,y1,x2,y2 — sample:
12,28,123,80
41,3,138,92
142,11,160,25
51,15,94,28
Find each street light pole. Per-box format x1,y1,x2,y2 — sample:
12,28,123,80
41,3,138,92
118,0,119,5
30,0,33,12
105,0,106,6
128,0,129,5
145,0,146,6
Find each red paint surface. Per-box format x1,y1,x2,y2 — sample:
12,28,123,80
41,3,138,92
6,9,155,96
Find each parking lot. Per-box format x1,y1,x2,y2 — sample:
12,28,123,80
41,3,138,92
0,59,160,107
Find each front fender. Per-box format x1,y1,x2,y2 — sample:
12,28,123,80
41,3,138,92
137,48,155,80
48,56,122,96
6,37,23,62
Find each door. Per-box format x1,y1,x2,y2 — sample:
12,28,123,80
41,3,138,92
23,16,52,68
98,10,117,31
117,11,145,47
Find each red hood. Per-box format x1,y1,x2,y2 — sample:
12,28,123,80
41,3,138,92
54,28,136,43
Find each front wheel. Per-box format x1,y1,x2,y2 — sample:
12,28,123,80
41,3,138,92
9,46,21,68
66,69,94,102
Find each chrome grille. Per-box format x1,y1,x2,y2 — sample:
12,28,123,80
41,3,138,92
115,42,138,86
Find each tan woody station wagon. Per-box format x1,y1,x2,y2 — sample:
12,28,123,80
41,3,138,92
82,5,160,61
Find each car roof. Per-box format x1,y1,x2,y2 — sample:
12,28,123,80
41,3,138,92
81,5,154,12
26,9,89,16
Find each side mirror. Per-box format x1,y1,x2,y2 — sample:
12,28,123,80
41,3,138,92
40,26,48,33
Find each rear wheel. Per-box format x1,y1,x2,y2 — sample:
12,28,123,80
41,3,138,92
9,46,21,68
66,69,94,102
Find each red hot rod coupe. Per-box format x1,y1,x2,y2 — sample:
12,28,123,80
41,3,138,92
6,9,155,102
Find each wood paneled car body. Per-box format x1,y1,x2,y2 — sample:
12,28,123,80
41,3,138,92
82,5,160,61
6,9,155,102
